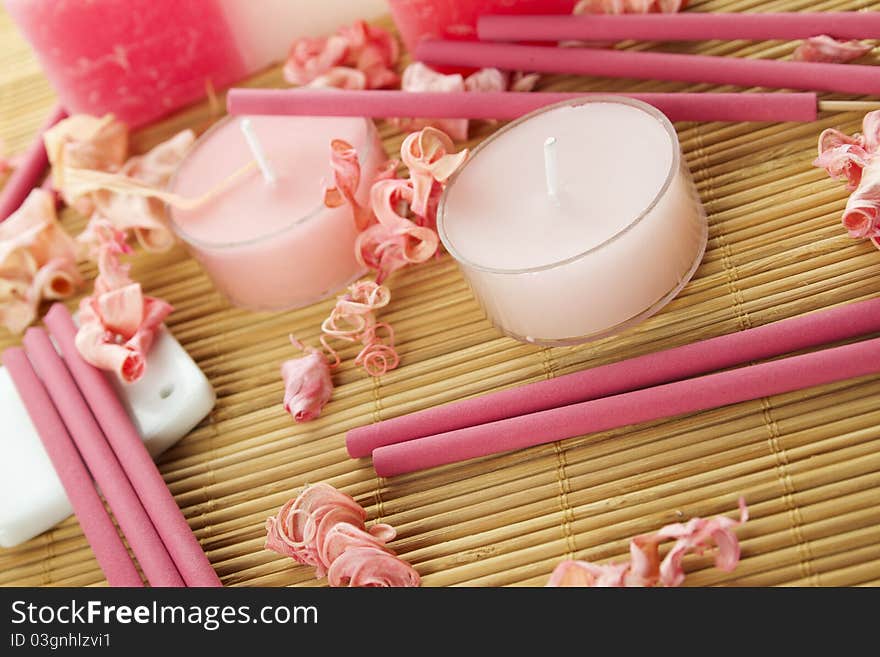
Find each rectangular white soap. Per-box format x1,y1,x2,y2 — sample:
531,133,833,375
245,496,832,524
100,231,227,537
0,328,215,548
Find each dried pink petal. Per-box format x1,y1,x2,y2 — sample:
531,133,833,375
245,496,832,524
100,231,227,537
0,189,81,334
464,67,507,93
547,560,629,587
323,139,377,231
814,143,870,191
327,546,421,587
547,499,748,587
649,497,749,587
355,179,439,283
794,35,873,64
815,111,880,247
74,219,172,382
280,339,334,423
319,281,399,378
284,22,399,90
265,482,417,586
400,127,468,217
284,35,349,86
87,129,195,252
843,158,880,241
43,114,129,215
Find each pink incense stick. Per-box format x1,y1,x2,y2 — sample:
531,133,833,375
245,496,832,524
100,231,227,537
478,12,880,43
23,328,184,587
349,297,880,458
2,347,143,587
415,40,880,96
0,104,66,221
43,304,221,587
372,336,880,477
227,88,818,123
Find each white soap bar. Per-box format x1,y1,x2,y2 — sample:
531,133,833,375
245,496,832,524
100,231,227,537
0,328,215,548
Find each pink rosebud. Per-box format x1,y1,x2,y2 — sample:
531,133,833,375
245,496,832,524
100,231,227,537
281,340,334,422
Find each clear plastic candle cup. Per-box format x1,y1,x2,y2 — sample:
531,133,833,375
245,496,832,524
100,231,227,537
168,115,385,311
437,96,707,346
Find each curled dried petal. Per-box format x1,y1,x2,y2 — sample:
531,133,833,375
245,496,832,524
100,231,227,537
400,127,468,217
280,339,334,423
547,560,629,587
0,189,80,334
323,139,375,231
794,35,873,63
265,482,417,586
44,114,129,211
327,547,420,587
74,220,172,382
87,129,195,252
284,22,399,90
548,499,747,587
283,35,349,86
843,158,880,241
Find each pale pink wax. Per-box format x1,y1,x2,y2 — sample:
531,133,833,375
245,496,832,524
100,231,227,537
438,98,706,345
4,0,248,127
169,116,384,311
388,0,575,56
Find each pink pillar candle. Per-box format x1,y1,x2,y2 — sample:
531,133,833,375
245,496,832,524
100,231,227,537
3,0,248,127
388,0,575,58
168,116,385,311
438,96,706,345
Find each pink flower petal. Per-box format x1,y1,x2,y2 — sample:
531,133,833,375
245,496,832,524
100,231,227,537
0,189,80,334
327,546,420,587
284,21,399,90
44,114,129,210
400,127,469,217
74,220,171,382
843,158,880,239
548,499,748,587
794,35,873,63
547,560,629,587
265,482,417,587
323,138,376,231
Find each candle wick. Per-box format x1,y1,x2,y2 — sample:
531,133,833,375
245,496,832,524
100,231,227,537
544,136,559,201
240,118,277,185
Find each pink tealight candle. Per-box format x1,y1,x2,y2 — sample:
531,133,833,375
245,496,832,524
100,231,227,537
168,116,385,311
438,97,706,345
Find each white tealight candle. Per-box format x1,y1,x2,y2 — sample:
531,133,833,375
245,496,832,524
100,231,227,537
438,96,707,345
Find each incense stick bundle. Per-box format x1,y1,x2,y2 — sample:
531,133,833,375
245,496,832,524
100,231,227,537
416,39,880,95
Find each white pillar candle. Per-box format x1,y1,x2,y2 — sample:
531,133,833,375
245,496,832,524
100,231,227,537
438,97,706,345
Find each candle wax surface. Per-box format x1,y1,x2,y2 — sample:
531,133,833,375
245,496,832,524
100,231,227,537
4,0,247,127
442,102,675,271
172,116,371,245
168,115,383,310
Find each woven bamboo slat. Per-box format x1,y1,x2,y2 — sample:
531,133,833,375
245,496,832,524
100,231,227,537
1,0,879,587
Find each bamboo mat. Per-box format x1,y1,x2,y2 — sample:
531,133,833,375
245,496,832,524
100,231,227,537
2,0,880,588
